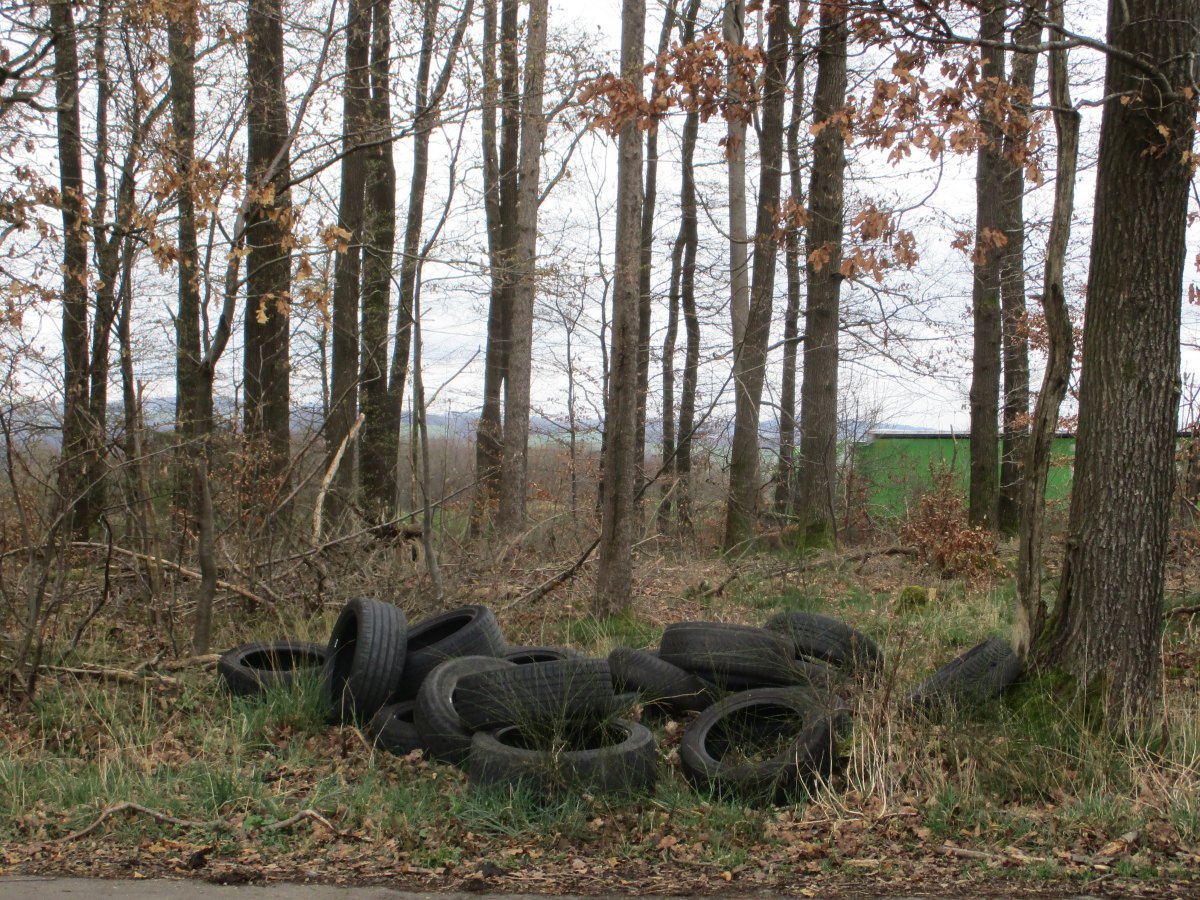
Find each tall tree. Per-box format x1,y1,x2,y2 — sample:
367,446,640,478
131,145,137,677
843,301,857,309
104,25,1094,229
967,0,1005,530
722,0,789,549
594,0,645,614
49,0,89,535
997,2,1039,533
1015,0,1075,657
244,0,294,485
792,0,846,545
635,0,678,508
1041,0,1199,723
723,0,749,350
496,0,549,530
775,7,806,515
381,0,474,515
672,0,702,531
472,0,521,530
358,0,397,513
170,0,211,495
325,0,372,520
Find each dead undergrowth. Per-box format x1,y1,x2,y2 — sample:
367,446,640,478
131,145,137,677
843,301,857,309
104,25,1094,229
2,527,1200,895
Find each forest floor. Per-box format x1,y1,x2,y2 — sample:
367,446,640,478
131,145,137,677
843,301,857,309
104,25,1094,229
2,533,1200,897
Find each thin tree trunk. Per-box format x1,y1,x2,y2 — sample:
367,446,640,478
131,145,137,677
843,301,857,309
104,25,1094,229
674,0,701,532
472,0,520,531
722,0,789,550
967,0,1005,530
50,0,90,537
793,0,847,546
775,11,806,516
594,0,645,614
325,0,372,523
1040,0,1198,724
244,0,293,487
497,0,549,531
997,4,1039,533
170,1,209,509
412,285,443,599
635,0,678,509
658,228,682,531
358,0,398,516
82,0,114,535
724,0,749,350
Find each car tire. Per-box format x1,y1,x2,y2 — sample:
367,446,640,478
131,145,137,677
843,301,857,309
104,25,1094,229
369,701,427,756
393,605,507,700
414,655,517,765
454,659,615,731
468,718,657,797
608,646,718,714
217,640,326,697
764,611,883,675
680,686,847,805
906,636,1021,712
321,597,408,725
659,622,798,687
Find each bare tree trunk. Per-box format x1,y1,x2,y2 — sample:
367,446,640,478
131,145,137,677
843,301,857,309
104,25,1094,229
967,0,1005,530
635,0,678,511
81,0,114,536
412,286,443,599
358,0,398,516
658,230,682,531
775,12,806,516
50,0,90,537
1040,0,1198,725
325,0,372,523
997,4,1039,534
244,0,293,488
472,0,520,531
170,1,210,509
793,0,847,547
722,0,789,550
594,0,645,614
674,0,701,532
724,0,749,350
497,0,549,531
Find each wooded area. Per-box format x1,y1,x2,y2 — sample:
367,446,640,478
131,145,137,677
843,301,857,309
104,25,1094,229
2,0,1199,733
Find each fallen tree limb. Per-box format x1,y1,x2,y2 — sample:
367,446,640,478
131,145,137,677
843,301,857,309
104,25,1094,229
42,665,180,687
699,545,917,599
40,542,273,609
262,808,360,840
57,801,218,841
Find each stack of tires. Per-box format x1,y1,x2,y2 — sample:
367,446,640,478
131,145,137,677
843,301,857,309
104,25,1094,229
217,598,1023,806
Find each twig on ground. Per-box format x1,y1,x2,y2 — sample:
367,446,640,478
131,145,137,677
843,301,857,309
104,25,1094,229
1168,602,1200,618
57,802,218,841
698,545,917,599
42,665,180,687
261,808,359,840
38,542,274,609
941,843,1046,864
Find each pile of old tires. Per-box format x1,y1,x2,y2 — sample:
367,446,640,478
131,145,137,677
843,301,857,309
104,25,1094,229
217,598,1022,805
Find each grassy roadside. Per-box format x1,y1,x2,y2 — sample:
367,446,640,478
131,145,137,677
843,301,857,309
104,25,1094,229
1,552,1199,892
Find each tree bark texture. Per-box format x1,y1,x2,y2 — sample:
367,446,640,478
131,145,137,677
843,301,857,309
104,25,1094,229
1042,0,1199,723
50,0,90,535
325,0,371,520
244,0,293,482
497,0,549,531
722,0,789,549
472,0,521,530
997,4,1039,534
1014,0,1075,659
775,12,806,516
967,0,1005,530
674,0,702,532
724,0,749,350
793,0,846,545
635,0,677,508
170,3,212,494
594,0,645,614
358,0,398,516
